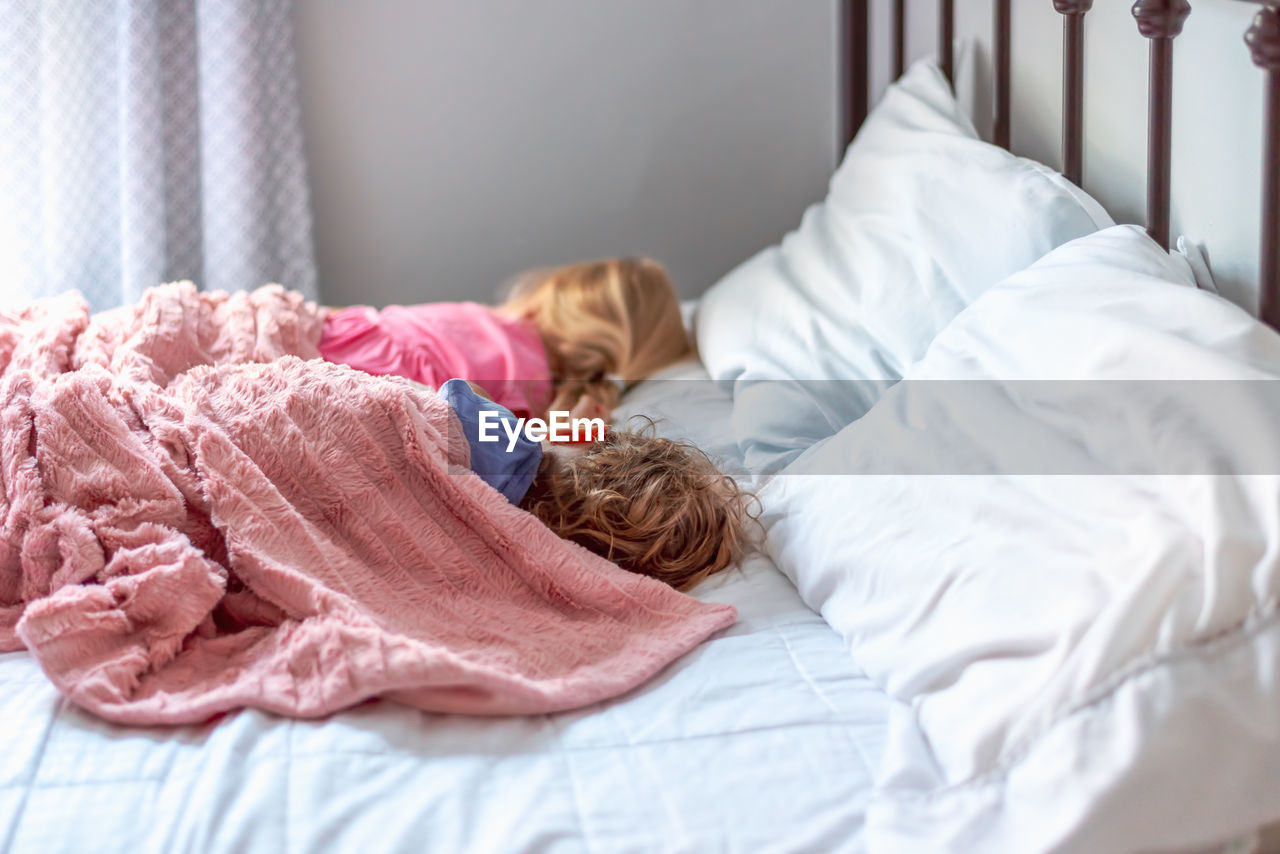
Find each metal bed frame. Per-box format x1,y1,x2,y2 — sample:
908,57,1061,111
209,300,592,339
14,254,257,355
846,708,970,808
840,0,1279,325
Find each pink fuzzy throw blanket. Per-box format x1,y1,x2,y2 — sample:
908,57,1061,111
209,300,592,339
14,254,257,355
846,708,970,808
0,283,735,725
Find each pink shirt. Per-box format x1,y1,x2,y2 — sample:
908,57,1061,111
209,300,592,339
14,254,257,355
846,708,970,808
318,302,553,418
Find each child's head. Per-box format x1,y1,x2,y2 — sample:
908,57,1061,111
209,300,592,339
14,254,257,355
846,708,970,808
519,429,751,591
502,258,693,413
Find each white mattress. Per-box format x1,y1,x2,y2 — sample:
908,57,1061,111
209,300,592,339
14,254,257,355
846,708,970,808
0,361,890,854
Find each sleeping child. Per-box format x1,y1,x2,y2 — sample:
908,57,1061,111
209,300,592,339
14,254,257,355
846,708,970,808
10,258,743,592
440,378,749,591
323,257,747,590
318,257,693,421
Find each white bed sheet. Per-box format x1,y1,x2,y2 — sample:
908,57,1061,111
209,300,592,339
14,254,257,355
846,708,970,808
0,360,890,854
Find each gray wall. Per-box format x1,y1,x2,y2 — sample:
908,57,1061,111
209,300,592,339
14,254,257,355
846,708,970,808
292,1,840,305
878,0,1265,314
295,1,1266,314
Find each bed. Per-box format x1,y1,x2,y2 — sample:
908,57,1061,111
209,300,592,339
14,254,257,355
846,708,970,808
4,1,1280,853
0,362,900,853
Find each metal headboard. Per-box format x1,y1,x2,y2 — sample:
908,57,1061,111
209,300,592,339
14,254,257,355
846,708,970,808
840,0,1280,327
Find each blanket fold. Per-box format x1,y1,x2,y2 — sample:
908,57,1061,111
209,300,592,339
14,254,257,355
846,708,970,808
1,283,735,724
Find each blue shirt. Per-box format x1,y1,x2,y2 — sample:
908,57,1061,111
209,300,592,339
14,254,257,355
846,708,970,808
439,378,542,505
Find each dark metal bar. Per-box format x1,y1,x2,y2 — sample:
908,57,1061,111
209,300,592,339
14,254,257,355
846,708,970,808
1132,0,1191,251
940,0,955,86
1146,38,1172,248
994,0,1012,148
841,0,870,150
1063,15,1084,183
894,0,906,79
1148,37,1176,250
1054,2,1093,186
1246,3,1280,326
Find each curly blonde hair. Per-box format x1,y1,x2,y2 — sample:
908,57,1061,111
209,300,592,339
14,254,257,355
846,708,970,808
519,429,751,591
500,258,693,415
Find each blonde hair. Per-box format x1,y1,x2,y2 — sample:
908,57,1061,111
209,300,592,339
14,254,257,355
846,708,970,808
519,428,753,591
501,258,693,414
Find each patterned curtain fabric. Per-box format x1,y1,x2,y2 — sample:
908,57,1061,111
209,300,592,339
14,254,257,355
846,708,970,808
0,0,317,310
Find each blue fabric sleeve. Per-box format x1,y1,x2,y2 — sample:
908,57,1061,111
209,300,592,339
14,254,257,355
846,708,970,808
439,379,542,505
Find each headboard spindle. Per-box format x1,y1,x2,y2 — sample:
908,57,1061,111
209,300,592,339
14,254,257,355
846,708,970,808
1054,2,1094,186
894,0,907,79
940,0,956,86
994,0,1013,148
841,0,870,151
1246,2,1280,326
1131,0,1192,251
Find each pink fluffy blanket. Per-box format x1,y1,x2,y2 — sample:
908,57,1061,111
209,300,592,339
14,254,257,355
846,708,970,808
0,283,735,725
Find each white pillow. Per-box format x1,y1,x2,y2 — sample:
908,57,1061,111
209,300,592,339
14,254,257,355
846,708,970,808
759,225,1280,853
695,59,1112,472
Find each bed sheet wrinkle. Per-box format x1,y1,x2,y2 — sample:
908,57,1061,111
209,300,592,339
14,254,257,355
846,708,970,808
0,684,60,854
551,716,604,854
777,623,842,716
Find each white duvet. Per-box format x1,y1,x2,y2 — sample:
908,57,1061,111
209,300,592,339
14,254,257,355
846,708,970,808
762,226,1280,853
0,364,890,854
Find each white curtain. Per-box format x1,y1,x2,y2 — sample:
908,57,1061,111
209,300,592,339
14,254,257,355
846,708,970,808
0,0,317,311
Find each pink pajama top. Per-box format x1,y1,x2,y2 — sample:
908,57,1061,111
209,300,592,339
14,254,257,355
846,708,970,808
317,302,553,418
